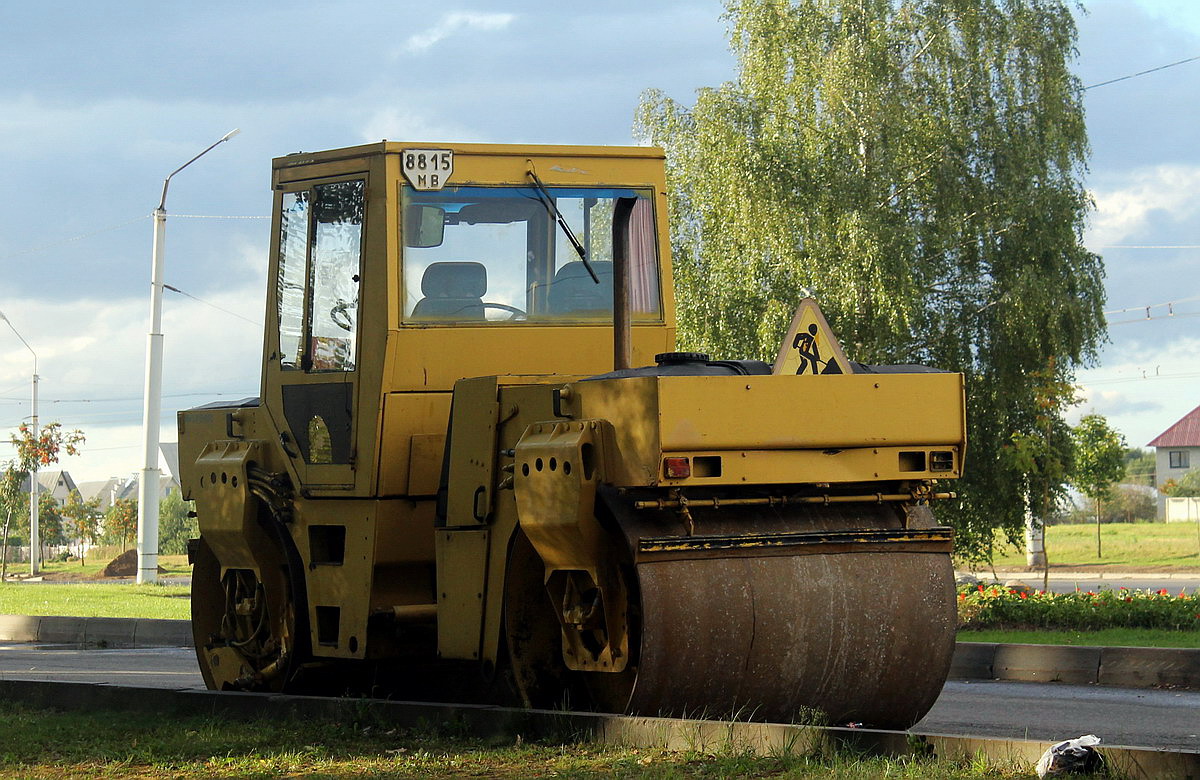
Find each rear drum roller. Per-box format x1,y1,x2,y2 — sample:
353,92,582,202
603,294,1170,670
191,529,309,693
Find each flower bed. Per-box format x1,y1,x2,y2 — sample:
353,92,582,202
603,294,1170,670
957,585,1200,631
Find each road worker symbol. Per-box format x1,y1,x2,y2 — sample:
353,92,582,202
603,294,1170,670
772,299,853,376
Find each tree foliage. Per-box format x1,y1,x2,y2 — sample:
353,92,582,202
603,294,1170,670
1123,447,1155,487
61,491,102,563
1164,469,1200,498
159,491,198,556
103,497,138,553
1071,413,1126,557
1072,414,1127,501
0,422,84,578
635,0,1105,560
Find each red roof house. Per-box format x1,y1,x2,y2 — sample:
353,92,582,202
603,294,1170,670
1149,403,1200,448
1149,404,1200,519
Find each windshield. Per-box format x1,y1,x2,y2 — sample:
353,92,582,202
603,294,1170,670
401,185,661,323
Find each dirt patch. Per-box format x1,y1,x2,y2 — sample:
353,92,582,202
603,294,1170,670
103,549,166,577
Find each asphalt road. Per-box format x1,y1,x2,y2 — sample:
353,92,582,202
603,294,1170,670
1,643,1198,750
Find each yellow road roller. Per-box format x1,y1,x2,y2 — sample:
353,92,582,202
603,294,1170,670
178,142,966,728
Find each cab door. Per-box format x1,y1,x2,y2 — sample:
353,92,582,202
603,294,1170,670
265,175,366,489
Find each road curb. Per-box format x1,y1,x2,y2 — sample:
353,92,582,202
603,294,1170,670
0,615,190,647
950,642,1200,688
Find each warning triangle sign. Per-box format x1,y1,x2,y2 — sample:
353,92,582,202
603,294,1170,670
772,298,854,376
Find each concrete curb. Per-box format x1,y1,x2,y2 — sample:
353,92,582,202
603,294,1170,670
0,615,190,647
950,642,1200,688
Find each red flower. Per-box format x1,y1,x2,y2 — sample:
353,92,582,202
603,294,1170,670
1020,592,1028,599
1159,589,1169,596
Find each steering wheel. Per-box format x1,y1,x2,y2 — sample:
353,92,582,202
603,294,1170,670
482,302,526,320
330,299,356,331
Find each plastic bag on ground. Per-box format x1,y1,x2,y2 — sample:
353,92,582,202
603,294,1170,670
1035,734,1103,777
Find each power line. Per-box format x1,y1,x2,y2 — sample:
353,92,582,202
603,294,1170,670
0,391,251,404
1108,311,1200,326
172,214,269,220
1096,245,1200,249
1081,370,1200,386
1104,295,1200,316
1084,54,1200,91
163,284,261,327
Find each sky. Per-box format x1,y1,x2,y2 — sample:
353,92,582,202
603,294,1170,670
0,0,1197,483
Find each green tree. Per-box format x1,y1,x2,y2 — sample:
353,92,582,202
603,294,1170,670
1072,413,1127,557
1101,484,1155,524
60,491,101,564
0,422,84,579
103,497,138,553
635,0,1105,560
158,490,198,556
35,491,64,558
1123,447,1155,487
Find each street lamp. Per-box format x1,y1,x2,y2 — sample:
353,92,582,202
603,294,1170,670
0,310,39,576
137,128,240,585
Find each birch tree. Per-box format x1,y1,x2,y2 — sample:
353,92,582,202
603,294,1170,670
636,0,1105,559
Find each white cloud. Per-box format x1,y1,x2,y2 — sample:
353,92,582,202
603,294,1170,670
1085,164,1200,248
359,107,478,144
400,12,516,55
0,269,265,482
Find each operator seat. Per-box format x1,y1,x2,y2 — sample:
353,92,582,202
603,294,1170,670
548,260,613,314
411,261,487,320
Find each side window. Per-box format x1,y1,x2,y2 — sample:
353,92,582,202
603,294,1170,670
309,180,364,371
274,179,365,372
1170,451,1190,469
277,192,308,369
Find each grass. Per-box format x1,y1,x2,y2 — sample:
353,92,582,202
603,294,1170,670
958,627,1200,648
981,521,1200,570
0,701,1029,779
0,583,190,619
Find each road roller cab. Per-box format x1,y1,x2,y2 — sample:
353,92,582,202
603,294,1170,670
178,142,966,728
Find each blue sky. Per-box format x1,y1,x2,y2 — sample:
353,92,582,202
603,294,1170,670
0,0,1197,481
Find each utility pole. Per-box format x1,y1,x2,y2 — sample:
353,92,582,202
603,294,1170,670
137,128,239,584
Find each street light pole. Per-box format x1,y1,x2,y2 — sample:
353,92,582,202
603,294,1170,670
137,128,240,585
0,311,39,576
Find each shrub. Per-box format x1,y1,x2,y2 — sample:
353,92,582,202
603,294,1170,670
958,584,1200,631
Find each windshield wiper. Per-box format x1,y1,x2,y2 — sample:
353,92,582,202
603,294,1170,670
526,169,600,284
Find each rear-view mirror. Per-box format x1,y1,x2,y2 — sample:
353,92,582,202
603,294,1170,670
404,205,445,248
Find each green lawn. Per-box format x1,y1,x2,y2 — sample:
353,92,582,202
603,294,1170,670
0,583,190,619
980,522,1200,570
0,702,1028,779
958,627,1200,648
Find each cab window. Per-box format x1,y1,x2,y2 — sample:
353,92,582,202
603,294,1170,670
400,185,661,323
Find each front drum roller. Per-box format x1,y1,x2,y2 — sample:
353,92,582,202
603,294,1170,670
624,548,955,727
508,503,955,728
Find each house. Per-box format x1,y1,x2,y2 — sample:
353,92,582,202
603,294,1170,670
1148,403,1200,519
